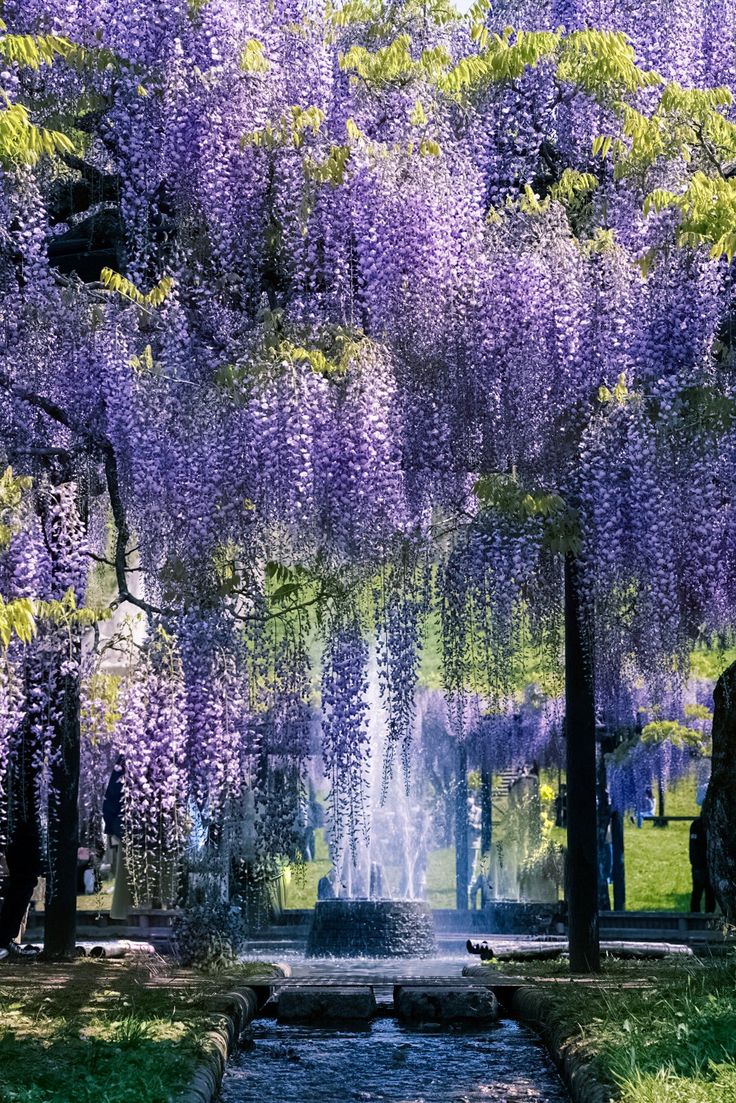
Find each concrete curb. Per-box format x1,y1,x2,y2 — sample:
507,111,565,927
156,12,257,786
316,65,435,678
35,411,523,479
510,986,617,1103
175,966,289,1103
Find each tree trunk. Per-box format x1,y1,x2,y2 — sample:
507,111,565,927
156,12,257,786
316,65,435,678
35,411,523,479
480,769,492,857
702,659,736,923
44,665,81,960
597,749,611,912
564,554,600,972
611,810,625,911
656,782,666,825
455,743,469,911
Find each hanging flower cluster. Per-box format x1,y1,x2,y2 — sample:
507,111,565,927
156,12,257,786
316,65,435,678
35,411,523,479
374,549,430,791
606,711,711,815
320,598,370,860
116,632,189,908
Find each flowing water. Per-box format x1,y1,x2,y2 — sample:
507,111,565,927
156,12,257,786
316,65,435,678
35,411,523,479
220,1016,570,1103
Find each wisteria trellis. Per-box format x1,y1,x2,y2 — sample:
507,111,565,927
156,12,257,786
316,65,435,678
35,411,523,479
1,0,736,897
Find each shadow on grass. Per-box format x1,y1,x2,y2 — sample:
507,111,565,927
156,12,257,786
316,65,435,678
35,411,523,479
0,1020,200,1103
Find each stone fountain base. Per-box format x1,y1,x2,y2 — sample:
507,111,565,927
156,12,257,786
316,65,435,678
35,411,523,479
306,899,437,958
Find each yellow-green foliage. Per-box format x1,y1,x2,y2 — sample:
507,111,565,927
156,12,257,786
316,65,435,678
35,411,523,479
239,38,269,73
439,28,658,102
409,99,428,126
598,372,632,405
304,143,352,185
340,34,414,84
215,322,369,396
327,0,455,38
645,173,736,261
128,344,161,375
0,467,107,645
100,268,174,308
475,473,567,520
0,98,74,167
593,82,736,261
489,170,597,223
0,467,32,552
82,672,121,744
280,329,367,379
36,586,110,630
440,29,561,95
0,19,120,166
474,473,581,556
328,0,383,26
339,35,452,88
557,29,661,98
684,703,713,723
241,104,325,150
606,83,736,180
641,719,706,750
0,596,36,647
550,168,598,205
0,26,74,68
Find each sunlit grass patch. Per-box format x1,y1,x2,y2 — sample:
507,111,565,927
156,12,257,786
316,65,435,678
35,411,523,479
535,960,736,1103
0,959,275,1103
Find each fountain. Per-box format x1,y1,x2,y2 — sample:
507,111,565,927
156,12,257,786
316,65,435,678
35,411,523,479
306,658,437,957
306,897,436,957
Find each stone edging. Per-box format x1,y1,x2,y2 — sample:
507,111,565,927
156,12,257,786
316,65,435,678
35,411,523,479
510,986,616,1103
175,965,289,1103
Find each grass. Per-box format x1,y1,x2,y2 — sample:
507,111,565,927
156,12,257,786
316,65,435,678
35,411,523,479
284,775,702,912
547,774,701,911
282,830,332,909
0,959,274,1103
507,958,736,1103
622,778,699,911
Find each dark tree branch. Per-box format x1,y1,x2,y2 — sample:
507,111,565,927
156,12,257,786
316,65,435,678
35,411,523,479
0,370,171,620
230,583,329,624
0,373,323,627
101,444,172,618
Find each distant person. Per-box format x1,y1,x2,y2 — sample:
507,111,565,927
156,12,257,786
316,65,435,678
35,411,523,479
302,785,323,862
598,819,613,911
103,756,132,921
635,787,656,829
467,793,482,884
689,817,716,913
555,784,568,829
0,819,43,960
465,938,494,960
0,754,43,960
548,902,567,935
317,867,337,901
469,871,492,910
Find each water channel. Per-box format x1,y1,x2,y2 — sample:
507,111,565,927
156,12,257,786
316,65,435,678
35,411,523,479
220,1013,570,1103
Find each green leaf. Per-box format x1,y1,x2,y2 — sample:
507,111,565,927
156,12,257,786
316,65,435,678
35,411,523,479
100,268,173,308
239,38,270,73
409,99,428,127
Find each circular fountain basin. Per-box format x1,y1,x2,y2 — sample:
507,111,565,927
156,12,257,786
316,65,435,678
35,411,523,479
306,898,436,958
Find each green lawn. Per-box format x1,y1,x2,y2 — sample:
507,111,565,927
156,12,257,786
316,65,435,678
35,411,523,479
510,958,736,1103
282,830,332,909
623,777,700,911
284,775,703,913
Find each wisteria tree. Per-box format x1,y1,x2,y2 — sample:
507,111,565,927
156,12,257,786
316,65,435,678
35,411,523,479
2,0,736,969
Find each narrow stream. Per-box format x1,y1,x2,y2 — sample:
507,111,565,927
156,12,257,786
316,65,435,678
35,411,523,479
220,1016,570,1103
